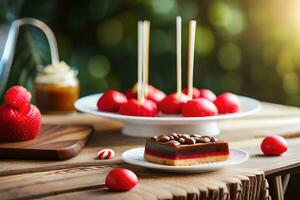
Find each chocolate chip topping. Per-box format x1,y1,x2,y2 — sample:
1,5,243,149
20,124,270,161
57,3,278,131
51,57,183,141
195,137,210,143
166,140,181,147
185,137,196,144
150,134,221,146
181,134,190,139
171,133,179,140
151,136,159,141
157,135,170,142
191,134,201,137
178,138,186,144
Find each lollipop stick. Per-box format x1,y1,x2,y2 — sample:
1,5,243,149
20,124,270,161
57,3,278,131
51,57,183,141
137,21,144,103
176,16,182,98
143,20,150,96
187,20,196,99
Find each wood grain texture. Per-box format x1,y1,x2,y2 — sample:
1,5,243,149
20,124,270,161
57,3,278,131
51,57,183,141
0,103,298,176
0,166,269,200
0,102,299,199
0,125,92,160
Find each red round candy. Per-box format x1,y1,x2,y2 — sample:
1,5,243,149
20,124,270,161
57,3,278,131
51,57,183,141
182,88,200,99
214,92,239,114
158,93,189,114
119,99,158,117
147,89,166,104
125,89,136,99
97,90,127,112
126,85,165,105
198,89,216,102
182,98,218,117
261,135,288,156
105,168,138,191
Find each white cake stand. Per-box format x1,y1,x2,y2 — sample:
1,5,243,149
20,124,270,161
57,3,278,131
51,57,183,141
75,94,261,137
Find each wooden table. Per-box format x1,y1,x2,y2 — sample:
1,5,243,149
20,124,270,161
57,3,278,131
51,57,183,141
1,102,300,200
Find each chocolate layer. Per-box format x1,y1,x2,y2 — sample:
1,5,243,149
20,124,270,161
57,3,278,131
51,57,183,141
145,133,229,158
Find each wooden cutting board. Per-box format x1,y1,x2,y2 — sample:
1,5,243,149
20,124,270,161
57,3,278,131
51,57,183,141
0,124,93,160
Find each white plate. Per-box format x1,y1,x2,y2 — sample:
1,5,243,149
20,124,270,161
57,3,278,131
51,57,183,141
122,147,249,173
75,93,261,137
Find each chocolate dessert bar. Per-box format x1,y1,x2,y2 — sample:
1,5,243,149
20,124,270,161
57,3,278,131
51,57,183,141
144,133,229,166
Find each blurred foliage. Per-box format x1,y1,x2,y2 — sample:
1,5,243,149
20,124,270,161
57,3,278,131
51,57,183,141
0,0,300,106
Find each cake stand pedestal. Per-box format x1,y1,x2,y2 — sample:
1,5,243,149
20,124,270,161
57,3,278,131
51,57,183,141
122,121,220,137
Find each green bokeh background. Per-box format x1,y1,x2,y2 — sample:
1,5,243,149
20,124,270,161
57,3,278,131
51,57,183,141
1,0,300,106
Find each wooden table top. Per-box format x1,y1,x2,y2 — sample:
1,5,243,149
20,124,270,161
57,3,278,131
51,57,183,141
1,102,300,200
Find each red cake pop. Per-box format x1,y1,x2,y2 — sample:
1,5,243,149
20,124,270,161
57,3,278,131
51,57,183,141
97,90,127,112
147,87,166,104
126,20,165,105
182,98,218,117
214,92,240,114
158,17,190,115
182,88,200,99
181,20,207,117
105,168,138,191
119,21,158,117
198,88,216,101
159,93,189,114
119,98,158,117
126,84,165,104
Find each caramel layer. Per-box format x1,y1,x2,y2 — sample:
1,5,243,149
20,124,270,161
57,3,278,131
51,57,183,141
144,153,229,166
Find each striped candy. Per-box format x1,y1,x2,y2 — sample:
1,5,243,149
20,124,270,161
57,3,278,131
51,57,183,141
98,149,115,160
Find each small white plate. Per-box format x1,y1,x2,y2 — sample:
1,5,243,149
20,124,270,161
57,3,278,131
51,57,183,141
122,147,249,173
75,94,261,137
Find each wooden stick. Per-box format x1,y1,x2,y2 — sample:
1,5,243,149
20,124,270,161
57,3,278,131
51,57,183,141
137,21,144,103
187,20,196,99
176,16,182,98
143,20,150,96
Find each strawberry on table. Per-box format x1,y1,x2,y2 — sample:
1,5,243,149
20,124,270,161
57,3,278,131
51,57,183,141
0,85,41,142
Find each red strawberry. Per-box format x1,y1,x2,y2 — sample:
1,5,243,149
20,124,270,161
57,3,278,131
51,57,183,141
0,86,41,142
4,85,31,108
